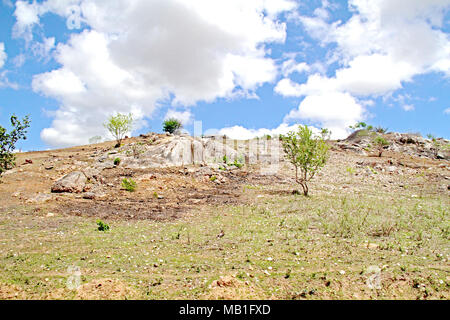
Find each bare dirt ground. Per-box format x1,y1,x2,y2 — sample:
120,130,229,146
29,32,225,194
1,137,281,220
0,136,449,300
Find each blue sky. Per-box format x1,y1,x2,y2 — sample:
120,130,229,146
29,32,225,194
0,0,449,151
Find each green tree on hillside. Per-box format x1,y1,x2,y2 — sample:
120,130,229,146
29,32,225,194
163,118,183,134
104,113,133,148
0,115,31,177
372,136,389,157
280,125,329,196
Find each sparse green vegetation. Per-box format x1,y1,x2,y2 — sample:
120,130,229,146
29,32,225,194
350,123,388,136
163,118,183,134
349,122,368,131
320,128,332,140
219,155,244,169
374,126,388,134
89,136,102,144
131,144,145,159
366,166,378,175
114,158,121,166
121,178,137,192
232,159,244,169
280,125,329,196
372,136,389,157
96,220,110,232
427,134,449,159
104,113,133,148
0,184,447,299
0,114,30,177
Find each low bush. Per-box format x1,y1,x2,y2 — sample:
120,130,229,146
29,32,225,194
122,178,137,192
96,220,110,231
163,118,183,134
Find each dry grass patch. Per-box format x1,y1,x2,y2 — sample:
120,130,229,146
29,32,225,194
202,276,266,300
75,278,138,300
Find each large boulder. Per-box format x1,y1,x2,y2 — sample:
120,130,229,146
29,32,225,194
203,138,239,163
118,136,242,169
51,171,87,193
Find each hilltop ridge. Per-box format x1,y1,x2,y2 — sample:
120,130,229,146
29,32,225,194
1,130,448,220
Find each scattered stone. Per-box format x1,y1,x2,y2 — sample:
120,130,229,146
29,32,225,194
26,193,53,204
341,131,449,160
83,192,96,200
387,166,397,173
365,266,382,289
367,243,379,250
51,171,87,193
437,152,445,160
82,167,101,180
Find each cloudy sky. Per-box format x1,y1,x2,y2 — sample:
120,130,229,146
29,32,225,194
0,0,449,150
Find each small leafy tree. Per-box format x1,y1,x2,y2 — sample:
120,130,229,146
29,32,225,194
349,122,367,130
163,118,183,134
280,125,329,196
374,126,388,134
320,128,332,140
89,135,103,144
373,136,389,157
104,113,133,148
0,114,31,177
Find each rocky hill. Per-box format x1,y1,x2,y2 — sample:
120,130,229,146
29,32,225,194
0,130,449,300
337,130,449,160
1,130,448,219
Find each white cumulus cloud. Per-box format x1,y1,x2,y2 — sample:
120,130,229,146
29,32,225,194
281,59,310,77
284,91,364,139
19,0,296,147
402,104,415,112
31,37,56,59
0,43,6,68
210,123,306,140
277,0,450,138
164,109,193,126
